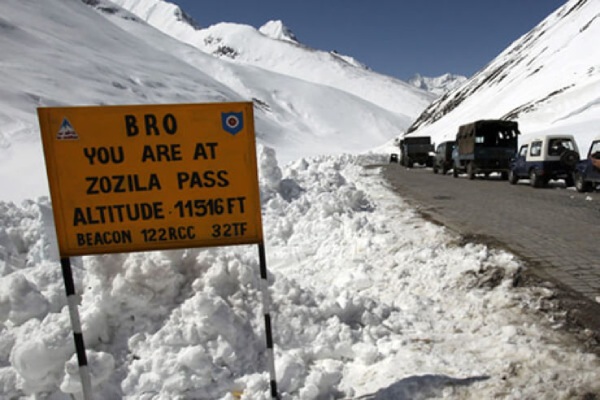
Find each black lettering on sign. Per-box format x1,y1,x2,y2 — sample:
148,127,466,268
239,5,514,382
176,170,229,189
76,230,133,247
85,174,161,195
174,197,246,218
83,146,124,165
141,226,196,242
73,202,165,226
211,222,248,238
141,144,182,162
124,113,177,136
193,143,218,160
125,115,138,137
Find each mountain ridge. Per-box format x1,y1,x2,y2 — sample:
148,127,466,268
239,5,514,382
406,0,599,151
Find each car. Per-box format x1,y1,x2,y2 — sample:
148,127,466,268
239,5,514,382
452,120,520,179
399,136,434,168
573,136,600,192
508,134,580,187
432,140,455,174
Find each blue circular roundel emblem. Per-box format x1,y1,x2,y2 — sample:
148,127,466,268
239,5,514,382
226,115,240,130
221,112,244,135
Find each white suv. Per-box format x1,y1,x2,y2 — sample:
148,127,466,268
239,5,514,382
508,134,580,187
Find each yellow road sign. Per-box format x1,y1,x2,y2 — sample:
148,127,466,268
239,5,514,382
38,102,263,256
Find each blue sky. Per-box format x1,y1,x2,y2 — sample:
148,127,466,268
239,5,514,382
173,0,567,81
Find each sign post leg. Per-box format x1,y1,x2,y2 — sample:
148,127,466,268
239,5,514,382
257,243,279,399
60,257,93,400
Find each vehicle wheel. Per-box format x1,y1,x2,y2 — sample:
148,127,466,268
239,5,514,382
564,175,575,187
467,162,475,180
433,165,438,174
441,166,448,175
574,172,591,192
452,168,458,178
407,160,414,168
530,169,544,188
508,170,518,184
560,150,580,170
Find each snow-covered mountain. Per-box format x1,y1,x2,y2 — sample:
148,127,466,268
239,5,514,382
0,0,432,202
408,73,468,96
109,0,435,117
406,0,600,151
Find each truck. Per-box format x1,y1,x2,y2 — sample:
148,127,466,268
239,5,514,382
452,120,520,179
399,136,434,168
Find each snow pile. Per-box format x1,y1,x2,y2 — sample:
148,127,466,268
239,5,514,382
0,148,599,399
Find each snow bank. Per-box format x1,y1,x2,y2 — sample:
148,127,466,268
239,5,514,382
0,148,598,399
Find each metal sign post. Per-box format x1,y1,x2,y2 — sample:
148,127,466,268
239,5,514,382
61,257,93,399
258,242,278,398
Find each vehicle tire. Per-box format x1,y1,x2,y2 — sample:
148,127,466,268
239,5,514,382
452,168,458,178
574,172,591,192
433,165,438,174
529,169,544,188
560,150,580,170
508,170,518,184
564,175,575,187
442,166,448,175
407,159,414,168
467,162,475,180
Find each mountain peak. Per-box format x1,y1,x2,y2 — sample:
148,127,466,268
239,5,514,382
259,20,298,43
408,73,467,96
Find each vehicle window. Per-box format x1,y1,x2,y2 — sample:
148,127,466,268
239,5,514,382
519,145,528,157
475,135,484,144
590,141,600,158
530,141,542,157
548,139,574,156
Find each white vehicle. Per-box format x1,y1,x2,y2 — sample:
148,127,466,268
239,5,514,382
508,134,580,187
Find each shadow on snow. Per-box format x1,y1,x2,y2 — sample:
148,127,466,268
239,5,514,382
354,374,491,400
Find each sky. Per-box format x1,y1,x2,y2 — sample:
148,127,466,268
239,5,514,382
173,0,568,80
1,0,600,398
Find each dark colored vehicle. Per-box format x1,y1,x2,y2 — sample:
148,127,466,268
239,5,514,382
573,136,600,192
452,120,519,179
432,140,455,175
399,136,434,168
508,135,579,187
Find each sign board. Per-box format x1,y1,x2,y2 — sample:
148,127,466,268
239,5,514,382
38,102,263,256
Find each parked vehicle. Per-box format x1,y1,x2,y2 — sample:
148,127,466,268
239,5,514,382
452,120,519,179
432,140,455,174
399,136,434,168
508,135,579,187
573,136,600,192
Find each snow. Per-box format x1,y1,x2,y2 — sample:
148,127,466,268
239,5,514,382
2,152,600,399
0,0,599,399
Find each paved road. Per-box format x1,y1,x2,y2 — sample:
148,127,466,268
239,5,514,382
380,164,600,303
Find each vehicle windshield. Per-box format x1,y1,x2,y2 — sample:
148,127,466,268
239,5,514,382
474,126,518,147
